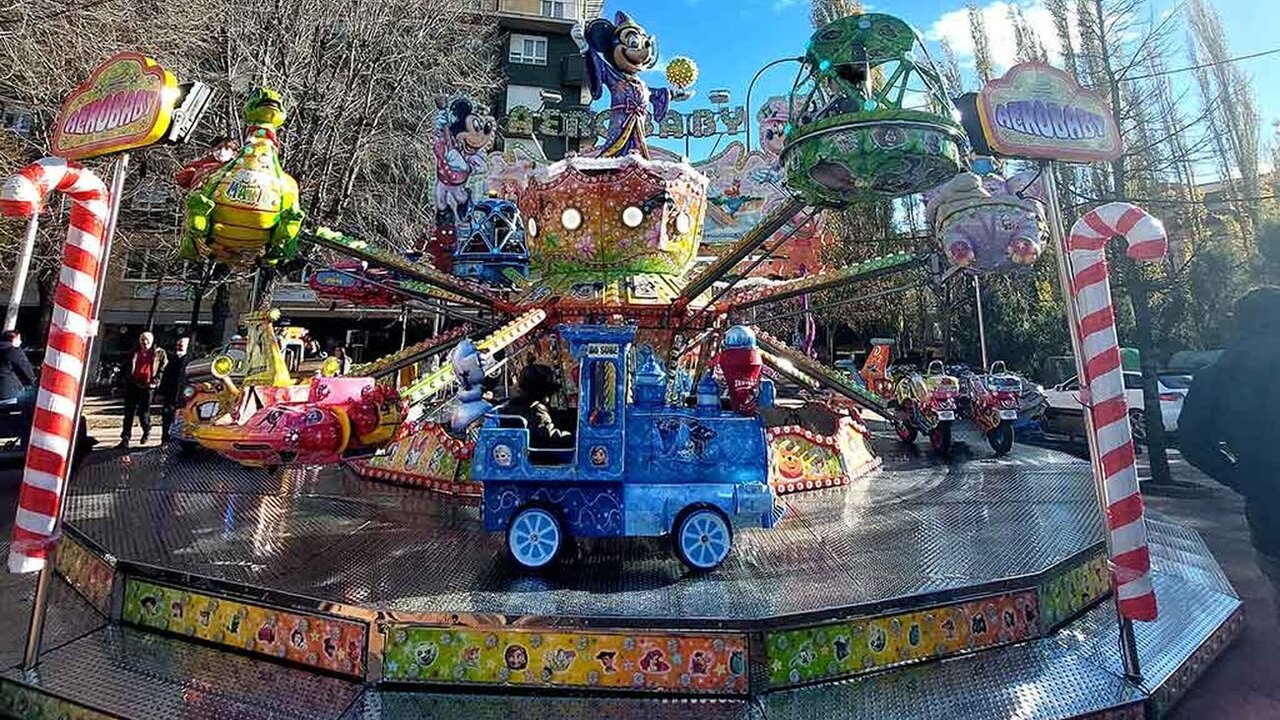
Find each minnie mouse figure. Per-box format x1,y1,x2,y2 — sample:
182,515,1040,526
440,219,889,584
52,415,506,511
572,11,692,160
433,96,495,228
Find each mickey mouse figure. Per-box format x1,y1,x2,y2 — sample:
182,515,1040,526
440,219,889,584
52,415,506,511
572,11,693,159
433,96,495,228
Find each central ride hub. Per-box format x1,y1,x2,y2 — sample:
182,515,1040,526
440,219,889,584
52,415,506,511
516,154,709,284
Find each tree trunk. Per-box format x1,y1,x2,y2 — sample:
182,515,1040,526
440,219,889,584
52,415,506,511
33,272,56,348
1126,272,1171,481
1093,0,1173,485
212,281,232,345
146,279,163,331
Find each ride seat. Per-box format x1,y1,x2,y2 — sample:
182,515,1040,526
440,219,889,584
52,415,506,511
492,408,574,466
309,376,374,406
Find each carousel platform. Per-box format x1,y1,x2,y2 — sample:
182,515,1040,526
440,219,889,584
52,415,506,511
0,433,1242,718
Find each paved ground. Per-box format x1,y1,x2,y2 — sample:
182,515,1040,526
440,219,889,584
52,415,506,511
1,404,1278,716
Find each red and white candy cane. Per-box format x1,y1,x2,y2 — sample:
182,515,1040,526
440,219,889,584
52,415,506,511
1067,201,1167,622
2,158,111,573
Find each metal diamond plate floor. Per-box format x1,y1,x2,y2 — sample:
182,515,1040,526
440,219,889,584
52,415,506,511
3,626,362,720
0,546,107,671
62,432,1104,622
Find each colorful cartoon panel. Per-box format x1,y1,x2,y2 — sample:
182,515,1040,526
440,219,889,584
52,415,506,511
56,535,114,616
768,428,844,491
382,625,748,693
0,679,117,720
766,416,878,494
766,589,1039,687
1038,551,1110,631
356,421,477,495
121,578,367,678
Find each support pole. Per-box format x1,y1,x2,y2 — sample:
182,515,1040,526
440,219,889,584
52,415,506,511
973,275,988,371
4,215,40,332
21,153,129,670
1041,160,1141,681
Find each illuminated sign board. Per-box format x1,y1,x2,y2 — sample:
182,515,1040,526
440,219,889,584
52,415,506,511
977,62,1122,163
51,52,180,160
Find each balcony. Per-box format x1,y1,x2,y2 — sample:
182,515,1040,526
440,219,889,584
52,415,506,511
494,0,601,33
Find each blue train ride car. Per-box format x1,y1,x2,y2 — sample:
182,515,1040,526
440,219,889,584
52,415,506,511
474,323,784,571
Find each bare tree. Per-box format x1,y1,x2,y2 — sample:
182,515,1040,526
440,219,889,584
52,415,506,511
810,0,863,26
938,39,965,97
1187,0,1262,235
0,0,500,338
967,2,995,83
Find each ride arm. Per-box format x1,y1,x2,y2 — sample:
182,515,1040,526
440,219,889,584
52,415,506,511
304,227,498,309
349,325,471,379
401,310,547,410
675,197,807,306
754,328,895,419
724,253,926,313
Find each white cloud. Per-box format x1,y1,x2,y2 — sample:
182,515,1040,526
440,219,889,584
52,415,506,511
926,1,1076,73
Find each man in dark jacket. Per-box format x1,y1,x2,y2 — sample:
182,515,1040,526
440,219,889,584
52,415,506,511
1179,287,1280,571
157,337,191,443
0,330,35,404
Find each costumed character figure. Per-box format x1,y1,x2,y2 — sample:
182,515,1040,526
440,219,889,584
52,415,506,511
716,326,763,416
433,96,495,228
572,11,693,159
447,339,491,434
180,88,303,268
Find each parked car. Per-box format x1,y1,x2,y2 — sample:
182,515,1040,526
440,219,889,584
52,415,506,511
1043,371,1192,443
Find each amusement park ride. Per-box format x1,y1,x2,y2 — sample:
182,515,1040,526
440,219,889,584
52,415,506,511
0,12,1244,720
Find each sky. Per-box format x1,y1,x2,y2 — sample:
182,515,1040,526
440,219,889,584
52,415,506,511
597,0,1280,161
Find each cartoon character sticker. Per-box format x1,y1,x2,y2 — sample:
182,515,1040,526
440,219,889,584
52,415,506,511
596,650,619,673
433,96,495,228
640,648,672,673
492,444,514,468
505,644,529,671
414,641,439,668
590,445,608,467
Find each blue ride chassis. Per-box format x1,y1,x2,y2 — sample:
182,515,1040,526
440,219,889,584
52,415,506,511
475,402,784,541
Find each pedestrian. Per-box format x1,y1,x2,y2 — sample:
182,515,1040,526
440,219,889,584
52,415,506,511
333,346,351,375
1179,287,1280,585
158,336,191,443
118,331,168,449
0,330,35,405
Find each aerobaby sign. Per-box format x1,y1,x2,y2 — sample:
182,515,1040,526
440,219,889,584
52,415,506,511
51,52,180,160
977,62,1123,163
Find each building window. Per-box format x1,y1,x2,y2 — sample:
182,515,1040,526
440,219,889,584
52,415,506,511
121,247,201,282
541,0,567,18
506,84,546,112
509,34,548,65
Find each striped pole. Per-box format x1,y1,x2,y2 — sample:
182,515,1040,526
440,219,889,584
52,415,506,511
2,158,111,574
1066,201,1167,622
